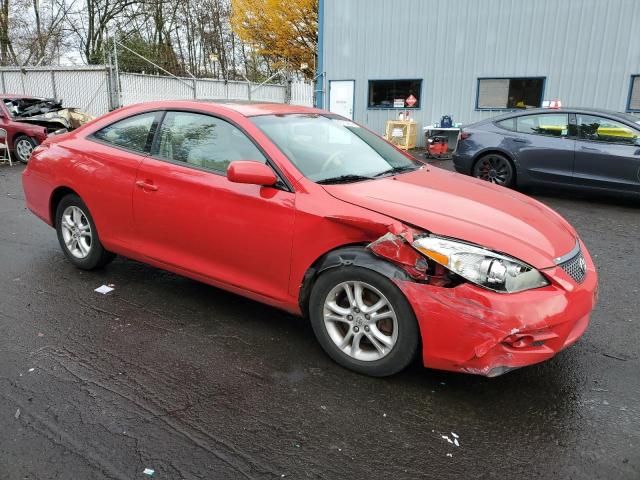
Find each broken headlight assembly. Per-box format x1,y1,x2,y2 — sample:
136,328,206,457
412,235,549,293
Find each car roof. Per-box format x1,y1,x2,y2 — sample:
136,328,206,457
469,107,640,128
489,107,636,120
205,100,325,117
127,99,325,117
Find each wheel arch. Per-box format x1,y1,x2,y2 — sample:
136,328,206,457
298,245,412,317
50,186,80,227
11,131,34,146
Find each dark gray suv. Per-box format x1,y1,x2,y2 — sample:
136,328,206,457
453,108,640,196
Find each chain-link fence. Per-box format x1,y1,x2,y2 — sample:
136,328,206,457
0,66,314,117
0,66,112,116
118,73,294,106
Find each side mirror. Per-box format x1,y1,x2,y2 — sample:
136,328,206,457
227,160,278,186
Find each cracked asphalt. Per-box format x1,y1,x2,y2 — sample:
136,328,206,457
1,161,638,480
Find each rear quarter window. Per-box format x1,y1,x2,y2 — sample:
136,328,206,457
92,112,157,153
496,118,516,131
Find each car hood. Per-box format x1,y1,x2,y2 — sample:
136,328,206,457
322,166,577,268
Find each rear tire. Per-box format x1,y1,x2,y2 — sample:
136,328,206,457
55,194,115,270
472,153,515,187
309,266,419,377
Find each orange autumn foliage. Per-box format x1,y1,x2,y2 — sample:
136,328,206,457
231,0,317,78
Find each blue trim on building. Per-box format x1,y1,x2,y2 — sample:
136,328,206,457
627,75,639,112
315,0,325,109
475,76,547,111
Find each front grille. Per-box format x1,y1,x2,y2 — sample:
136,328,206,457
558,250,587,284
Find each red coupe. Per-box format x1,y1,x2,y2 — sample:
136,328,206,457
22,101,598,377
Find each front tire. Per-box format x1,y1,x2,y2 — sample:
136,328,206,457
309,266,419,377
14,135,37,164
55,194,115,270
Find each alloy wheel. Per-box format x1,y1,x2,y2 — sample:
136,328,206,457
60,205,93,259
474,155,513,185
15,138,34,162
323,280,398,362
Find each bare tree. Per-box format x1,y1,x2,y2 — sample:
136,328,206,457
0,0,72,66
0,0,292,82
67,0,141,64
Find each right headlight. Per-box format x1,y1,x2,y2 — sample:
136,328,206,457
412,235,549,293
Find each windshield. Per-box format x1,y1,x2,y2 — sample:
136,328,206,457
251,114,421,183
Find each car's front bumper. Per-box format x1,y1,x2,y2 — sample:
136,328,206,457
396,241,598,377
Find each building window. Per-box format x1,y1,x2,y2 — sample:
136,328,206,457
628,76,640,112
368,80,421,109
477,77,545,110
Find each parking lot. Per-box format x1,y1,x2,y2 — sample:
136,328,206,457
0,160,638,479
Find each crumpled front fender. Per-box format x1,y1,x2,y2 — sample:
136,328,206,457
396,261,597,376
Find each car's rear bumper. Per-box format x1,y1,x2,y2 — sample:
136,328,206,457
396,241,598,377
451,152,472,174
22,167,54,226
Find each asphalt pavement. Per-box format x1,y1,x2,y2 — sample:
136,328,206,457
1,161,638,480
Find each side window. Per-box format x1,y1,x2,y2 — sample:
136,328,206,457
516,114,569,137
576,114,639,145
155,111,267,174
496,118,516,131
93,112,157,153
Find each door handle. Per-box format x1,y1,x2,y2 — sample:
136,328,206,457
136,180,158,191
513,138,527,143
580,146,600,152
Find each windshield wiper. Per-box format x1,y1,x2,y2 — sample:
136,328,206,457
373,165,420,178
316,174,373,185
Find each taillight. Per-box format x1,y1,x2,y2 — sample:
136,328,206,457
459,131,471,141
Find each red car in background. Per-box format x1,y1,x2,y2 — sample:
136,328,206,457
21,101,598,377
0,95,48,163
0,95,94,163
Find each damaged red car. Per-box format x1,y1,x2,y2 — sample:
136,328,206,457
1,95,93,163
22,101,598,377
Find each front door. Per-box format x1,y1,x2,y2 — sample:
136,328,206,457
132,110,296,302
573,113,640,193
329,80,355,120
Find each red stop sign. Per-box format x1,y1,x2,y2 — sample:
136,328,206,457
406,94,417,107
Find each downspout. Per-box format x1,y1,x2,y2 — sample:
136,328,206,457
315,0,325,109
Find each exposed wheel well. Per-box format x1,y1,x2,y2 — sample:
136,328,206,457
12,132,33,145
11,132,29,148
50,187,78,227
298,244,411,318
472,150,517,183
